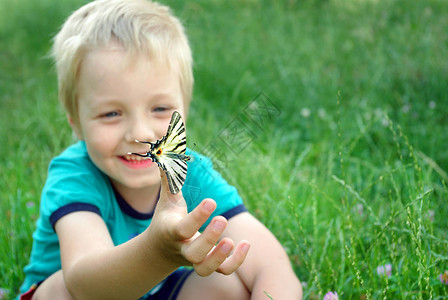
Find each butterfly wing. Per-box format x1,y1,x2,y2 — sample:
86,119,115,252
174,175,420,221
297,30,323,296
150,111,190,194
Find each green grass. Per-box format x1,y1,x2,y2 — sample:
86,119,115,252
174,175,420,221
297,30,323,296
1,0,448,298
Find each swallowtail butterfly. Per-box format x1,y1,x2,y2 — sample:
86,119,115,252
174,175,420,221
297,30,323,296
129,111,190,194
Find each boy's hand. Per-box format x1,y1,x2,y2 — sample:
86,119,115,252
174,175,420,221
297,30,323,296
149,171,250,276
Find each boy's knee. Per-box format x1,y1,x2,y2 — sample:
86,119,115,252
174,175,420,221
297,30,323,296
32,270,73,300
211,274,249,299
179,272,249,300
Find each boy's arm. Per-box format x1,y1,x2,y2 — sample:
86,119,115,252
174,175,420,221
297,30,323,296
54,173,249,299
223,212,303,300
56,210,174,299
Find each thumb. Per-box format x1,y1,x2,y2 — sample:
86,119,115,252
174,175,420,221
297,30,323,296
159,168,186,207
159,168,170,195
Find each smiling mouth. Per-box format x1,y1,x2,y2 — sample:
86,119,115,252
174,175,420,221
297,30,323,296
121,154,151,161
119,154,155,169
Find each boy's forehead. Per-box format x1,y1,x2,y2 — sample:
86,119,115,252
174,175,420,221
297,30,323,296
83,45,127,70
82,42,179,73
78,45,186,107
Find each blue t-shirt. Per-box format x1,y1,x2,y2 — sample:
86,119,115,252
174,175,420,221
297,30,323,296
20,141,246,294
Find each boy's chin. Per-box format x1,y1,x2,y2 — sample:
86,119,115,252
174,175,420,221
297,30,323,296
109,171,161,191
126,175,161,189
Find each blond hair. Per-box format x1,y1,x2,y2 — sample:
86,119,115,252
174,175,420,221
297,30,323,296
52,0,193,127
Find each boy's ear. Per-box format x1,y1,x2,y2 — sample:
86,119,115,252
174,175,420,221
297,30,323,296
67,114,83,139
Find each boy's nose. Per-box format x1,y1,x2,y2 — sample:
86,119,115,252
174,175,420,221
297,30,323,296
126,118,156,143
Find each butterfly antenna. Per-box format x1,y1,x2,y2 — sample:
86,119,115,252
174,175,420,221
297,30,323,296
127,152,149,157
134,139,152,145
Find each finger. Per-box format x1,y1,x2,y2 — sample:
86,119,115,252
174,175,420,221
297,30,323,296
193,238,235,277
216,240,251,275
175,199,216,240
182,216,227,263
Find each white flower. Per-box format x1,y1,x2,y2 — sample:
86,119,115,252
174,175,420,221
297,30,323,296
300,108,311,118
318,108,326,119
401,104,410,113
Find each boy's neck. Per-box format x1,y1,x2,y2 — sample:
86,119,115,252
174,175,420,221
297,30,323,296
112,182,160,214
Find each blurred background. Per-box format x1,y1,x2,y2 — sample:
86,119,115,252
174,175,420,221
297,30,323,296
1,0,447,298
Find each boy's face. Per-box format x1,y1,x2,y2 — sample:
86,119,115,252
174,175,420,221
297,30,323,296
73,45,185,194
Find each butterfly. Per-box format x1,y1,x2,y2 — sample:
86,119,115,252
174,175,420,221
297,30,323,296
129,111,190,194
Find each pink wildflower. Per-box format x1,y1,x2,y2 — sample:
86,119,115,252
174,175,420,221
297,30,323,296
356,203,364,216
323,291,338,300
26,201,36,208
427,209,435,222
376,263,392,277
439,270,448,285
0,288,8,300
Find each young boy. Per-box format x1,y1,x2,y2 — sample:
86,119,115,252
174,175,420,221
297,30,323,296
19,0,302,299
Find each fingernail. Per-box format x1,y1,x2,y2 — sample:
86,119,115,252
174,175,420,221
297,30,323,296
213,219,225,231
241,243,250,254
203,201,215,213
221,242,232,253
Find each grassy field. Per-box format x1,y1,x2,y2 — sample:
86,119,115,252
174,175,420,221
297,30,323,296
1,0,448,298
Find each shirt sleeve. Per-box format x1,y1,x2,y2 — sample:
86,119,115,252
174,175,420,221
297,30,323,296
183,150,247,231
40,143,112,230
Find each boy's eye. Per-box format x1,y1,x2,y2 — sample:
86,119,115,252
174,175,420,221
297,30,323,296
101,111,120,118
153,107,168,112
